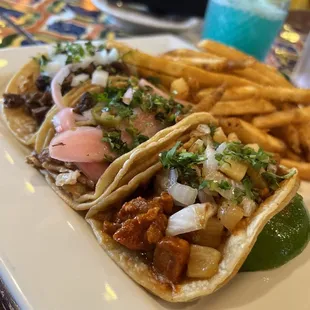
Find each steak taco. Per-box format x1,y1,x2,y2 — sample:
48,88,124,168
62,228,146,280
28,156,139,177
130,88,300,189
1,41,129,145
86,116,299,302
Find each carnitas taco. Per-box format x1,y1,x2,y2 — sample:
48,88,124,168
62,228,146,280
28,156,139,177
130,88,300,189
1,41,127,145
86,115,299,302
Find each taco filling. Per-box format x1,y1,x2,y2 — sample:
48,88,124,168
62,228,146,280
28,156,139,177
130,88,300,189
96,124,296,286
27,73,190,199
3,42,127,127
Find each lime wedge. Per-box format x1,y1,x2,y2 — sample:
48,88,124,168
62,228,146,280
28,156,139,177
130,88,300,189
241,194,310,271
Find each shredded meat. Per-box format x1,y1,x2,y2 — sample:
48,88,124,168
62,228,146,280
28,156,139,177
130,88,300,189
35,75,51,92
27,149,95,190
153,236,190,283
3,94,24,108
73,92,96,114
3,91,53,125
61,74,73,95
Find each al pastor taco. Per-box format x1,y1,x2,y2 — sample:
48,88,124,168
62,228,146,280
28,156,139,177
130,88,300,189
86,116,299,302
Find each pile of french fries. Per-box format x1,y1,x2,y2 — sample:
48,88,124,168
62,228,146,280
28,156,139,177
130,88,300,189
107,40,310,181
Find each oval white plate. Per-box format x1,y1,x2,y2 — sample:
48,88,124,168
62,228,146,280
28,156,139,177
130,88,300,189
0,34,309,310
92,0,200,32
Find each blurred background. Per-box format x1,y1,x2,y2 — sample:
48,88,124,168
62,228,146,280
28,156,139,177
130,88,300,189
0,0,309,76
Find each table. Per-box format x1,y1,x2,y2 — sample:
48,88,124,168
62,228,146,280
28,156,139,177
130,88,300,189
0,0,309,77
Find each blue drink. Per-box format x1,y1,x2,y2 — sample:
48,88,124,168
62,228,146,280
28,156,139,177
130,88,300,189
202,0,289,61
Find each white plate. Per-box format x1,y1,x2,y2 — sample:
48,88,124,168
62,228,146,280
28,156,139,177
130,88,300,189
0,34,309,310
92,0,200,32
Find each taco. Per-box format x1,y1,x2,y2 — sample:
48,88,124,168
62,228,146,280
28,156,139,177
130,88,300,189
26,75,218,211
1,41,128,145
86,116,299,302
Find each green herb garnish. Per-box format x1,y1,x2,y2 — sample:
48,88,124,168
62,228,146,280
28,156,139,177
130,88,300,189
262,169,296,190
160,142,206,188
102,130,129,155
215,142,275,171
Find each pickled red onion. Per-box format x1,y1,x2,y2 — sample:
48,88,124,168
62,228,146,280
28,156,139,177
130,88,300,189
76,162,109,182
51,64,72,109
49,127,112,162
52,108,75,133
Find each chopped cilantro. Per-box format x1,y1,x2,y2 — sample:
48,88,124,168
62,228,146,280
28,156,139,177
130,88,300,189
215,142,275,171
242,177,259,201
219,180,232,190
102,130,129,155
85,41,96,56
160,142,206,188
209,124,217,137
262,169,296,190
93,87,133,119
35,55,50,70
199,179,232,191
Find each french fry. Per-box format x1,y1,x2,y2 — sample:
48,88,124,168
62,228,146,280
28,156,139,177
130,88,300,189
170,78,190,100
126,64,174,89
163,48,222,59
163,55,253,72
220,118,286,153
197,86,258,102
198,40,292,88
258,87,310,104
108,41,256,88
210,99,276,116
272,126,302,155
297,123,310,161
252,106,310,129
193,85,225,112
233,69,274,86
280,159,310,181
286,150,302,161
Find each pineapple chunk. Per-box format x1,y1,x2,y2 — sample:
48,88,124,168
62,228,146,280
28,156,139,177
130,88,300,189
247,165,268,189
218,202,244,232
219,158,248,182
213,127,227,144
192,217,224,248
170,78,189,100
187,245,221,279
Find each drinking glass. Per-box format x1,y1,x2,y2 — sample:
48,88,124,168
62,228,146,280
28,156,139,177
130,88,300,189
202,0,291,61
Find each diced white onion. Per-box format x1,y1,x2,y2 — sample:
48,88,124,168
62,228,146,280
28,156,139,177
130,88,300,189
197,124,211,135
203,145,218,173
122,87,134,105
216,142,227,154
168,182,198,207
166,203,208,236
107,48,119,62
91,70,109,87
43,54,68,77
241,197,257,217
203,170,244,200
71,73,89,87
94,49,109,65
169,168,178,184
79,56,96,68
267,164,277,173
